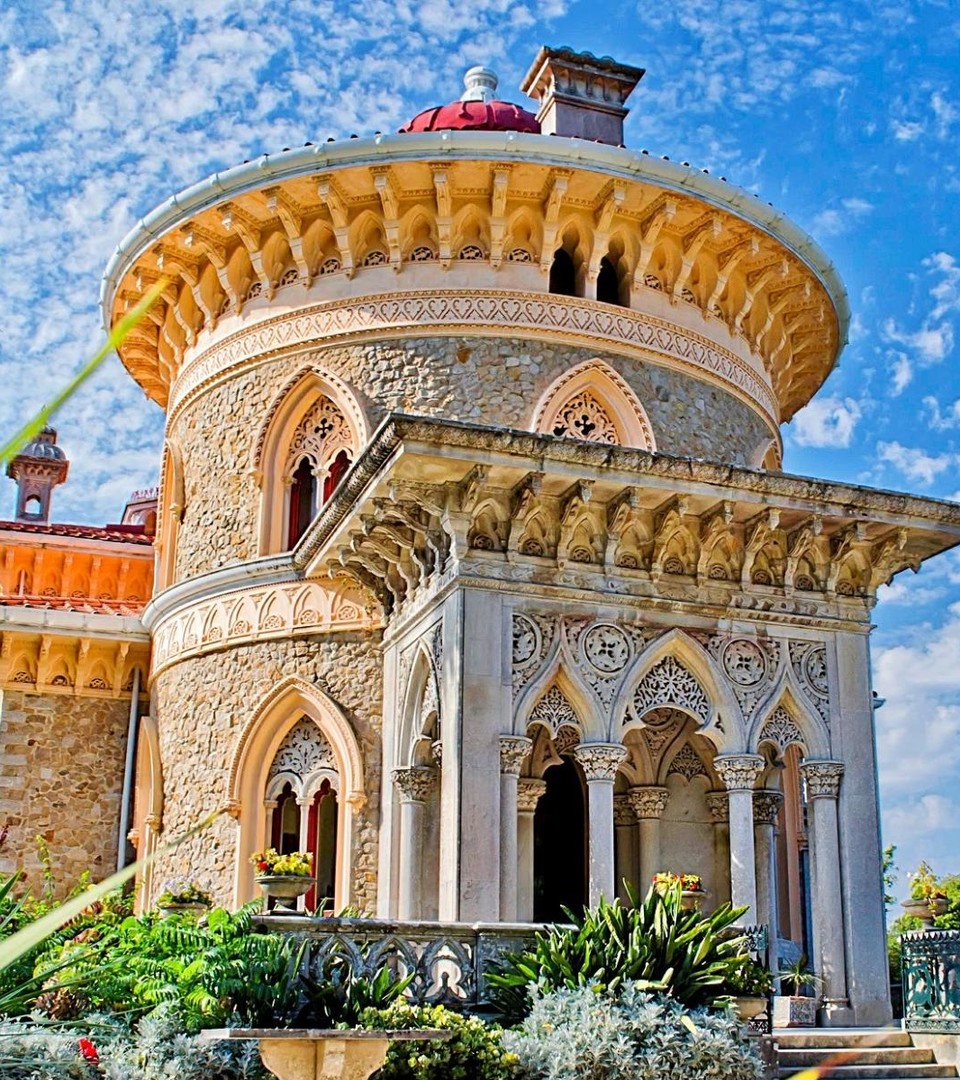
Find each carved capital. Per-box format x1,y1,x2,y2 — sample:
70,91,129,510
800,759,844,799
706,791,729,823
753,789,784,825
613,794,636,827
714,754,765,792
393,766,437,802
627,785,670,819
517,777,547,812
574,742,627,782
499,735,532,776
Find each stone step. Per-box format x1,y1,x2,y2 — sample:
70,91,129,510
779,1048,937,1068
777,1065,956,1079
775,1030,915,1050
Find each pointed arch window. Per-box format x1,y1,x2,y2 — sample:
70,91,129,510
549,249,576,296
596,256,621,306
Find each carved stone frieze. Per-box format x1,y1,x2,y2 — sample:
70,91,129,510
574,742,627,781
714,753,765,792
627,785,670,819
800,759,844,799
393,766,438,802
499,735,532,776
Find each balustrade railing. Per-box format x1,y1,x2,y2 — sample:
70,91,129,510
902,929,960,1033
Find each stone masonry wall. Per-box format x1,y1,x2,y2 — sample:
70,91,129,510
171,336,771,580
0,692,129,896
149,631,382,911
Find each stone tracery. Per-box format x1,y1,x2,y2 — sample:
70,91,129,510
627,655,711,726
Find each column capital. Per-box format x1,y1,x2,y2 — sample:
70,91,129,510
714,754,765,792
517,777,547,813
613,793,636,826
499,735,532,776
574,742,627,782
627,785,669,820
393,766,437,803
753,789,784,825
705,791,729,823
800,759,844,799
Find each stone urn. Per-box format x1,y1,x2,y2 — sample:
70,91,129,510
256,875,314,914
157,901,210,920
733,996,768,1022
680,889,708,912
901,897,948,928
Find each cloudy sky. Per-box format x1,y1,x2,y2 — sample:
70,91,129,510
1,0,958,893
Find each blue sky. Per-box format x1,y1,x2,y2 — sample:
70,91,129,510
1,0,958,894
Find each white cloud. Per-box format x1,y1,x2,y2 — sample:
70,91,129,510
892,119,925,141
890,353,913,395
811,196,873,237
877,441,955,486
923,395,960,430
881,318,955,364
789,395,861,448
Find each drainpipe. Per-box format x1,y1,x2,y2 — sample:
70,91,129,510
116,667,141,872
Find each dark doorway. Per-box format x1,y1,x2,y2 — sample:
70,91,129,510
549,249,577,297
288,456,317,548
533,756,587,921
597,256,621,305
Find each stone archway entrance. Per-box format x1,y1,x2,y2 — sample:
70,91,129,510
533,756,587,921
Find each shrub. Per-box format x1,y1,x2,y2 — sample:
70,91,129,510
503,983,762,1080
360,1001,514,1080
488,883,752,1023
0,1018,104,1078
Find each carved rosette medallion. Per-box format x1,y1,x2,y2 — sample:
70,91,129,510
613,794,636,827
800,760,844,799
517,778,547,813
713,754,765,792
574,743,627,781
499,735,532,776
583,623,631,674
705,791,729,823
753,790,784,825
627,786,670,820
722,639,767,687
393,766,437,802
512,613,555,699
512,614,540,667
789,641,830,722
804,647,829,696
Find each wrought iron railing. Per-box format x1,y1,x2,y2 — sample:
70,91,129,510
254,915,540,1011
902,929,960,1033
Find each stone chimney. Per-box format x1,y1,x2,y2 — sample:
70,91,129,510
6,426,69,523
520,46,645,146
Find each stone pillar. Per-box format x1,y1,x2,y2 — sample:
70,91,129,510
613,795,636,904
517,778,546,921
627,786,669,900
714,755,764,920
498,736,532,921
832,630,893,1026
393,767,436,920
801,760,851,1024
574,744,627,906
753,790,783,979
706,791,731,907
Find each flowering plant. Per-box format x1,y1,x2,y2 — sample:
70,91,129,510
250,848,313,877
653,871,703,893
909,862,947,902
156,878,212,908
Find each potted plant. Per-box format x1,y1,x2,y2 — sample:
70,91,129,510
723,960,774,1021
772,956,821,1027
653,871,708,911
155,878,212,918
250,848,314,913
901,862,948,927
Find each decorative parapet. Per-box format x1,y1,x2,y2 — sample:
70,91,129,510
902,929,960,1033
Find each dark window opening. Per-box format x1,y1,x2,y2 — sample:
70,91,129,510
597,256,622,306
549,248,576,297
287,456,317,548
534,756,587,921
322,450,351,504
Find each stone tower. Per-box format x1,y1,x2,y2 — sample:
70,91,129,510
100,46,960,1028
6,426,69,522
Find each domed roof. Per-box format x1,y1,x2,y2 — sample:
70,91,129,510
400,66,540,135
20,427,66,461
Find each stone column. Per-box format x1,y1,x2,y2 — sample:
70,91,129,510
393,766,436,920
498,736,532,921
753,790,783,979
574,744,627,906
627,786,670,899
517,778,546,921
713,755,764,920
613,795,637,904
801,760,850,1024
706,792,731,907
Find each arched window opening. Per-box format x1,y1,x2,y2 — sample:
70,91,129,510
596,256,621,306
288,456,317,548
310,778,339,913
534,756,586,921
549,248,576,297
23,495,42,517
322,449,351,504
271,781,301,854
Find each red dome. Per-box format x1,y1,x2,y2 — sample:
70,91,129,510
400,99,540,135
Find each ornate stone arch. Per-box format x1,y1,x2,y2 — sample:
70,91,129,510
229,676,365,908
254,367,367,554
749,669,830,759
156,438,185,592
615,629,744,751
514,647,599,742
397,643,441,768
532,358,656,451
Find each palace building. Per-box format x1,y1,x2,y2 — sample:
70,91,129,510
5,46,960,1027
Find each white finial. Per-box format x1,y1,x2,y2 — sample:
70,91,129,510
461,66,498,103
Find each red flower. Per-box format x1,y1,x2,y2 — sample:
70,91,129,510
257,861,269,872
78,1037,99,1065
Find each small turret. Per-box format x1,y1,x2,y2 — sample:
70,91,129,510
6,427,69,523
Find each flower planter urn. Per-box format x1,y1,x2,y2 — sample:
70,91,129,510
680,889,707,912
901,897,948,927
256,875,314,914
733,996,768,1022
772,994,817,1027
157,901,210,920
